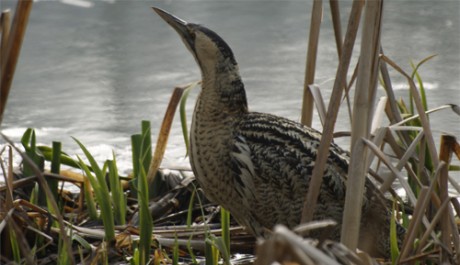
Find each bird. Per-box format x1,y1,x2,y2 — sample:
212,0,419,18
152,7,404,258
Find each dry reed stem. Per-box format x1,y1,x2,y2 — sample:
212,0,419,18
341,139,367,249
391,104,456,127
293,219,337,235
365,127,386,171
380,50,404,124
438,134,459,261
363,138,419,206
0,0,32,125
398,162,446,262
6,217,35,264
448,201,460,261
147,86,185,184
341,0,383,250
1,10,11,63
383,130,426,188
370,97,387,134
343,60,359,122
379,130,424,193
398,249,440,264
256,225,343,265
3,146,14,210
306,84,327,126
415,197,450,254
381,55,439,168
398,186,431,261
301,0,323,126
301,0,364,224
329,0,343,58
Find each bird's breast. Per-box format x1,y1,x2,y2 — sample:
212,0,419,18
189,104,240,204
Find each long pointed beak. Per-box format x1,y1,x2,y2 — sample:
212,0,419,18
152,7,194,49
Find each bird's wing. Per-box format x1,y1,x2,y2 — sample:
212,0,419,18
233,112,353,226
229,134,257,204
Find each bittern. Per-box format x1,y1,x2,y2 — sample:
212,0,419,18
153,7,404,258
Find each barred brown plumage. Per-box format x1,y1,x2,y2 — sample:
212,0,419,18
153,7,405,258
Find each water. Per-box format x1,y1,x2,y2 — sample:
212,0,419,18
1,0,459,174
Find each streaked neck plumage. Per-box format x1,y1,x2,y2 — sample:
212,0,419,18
198,57,248,116
188,24,248,116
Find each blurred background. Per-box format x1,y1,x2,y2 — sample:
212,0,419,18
1,0,459,174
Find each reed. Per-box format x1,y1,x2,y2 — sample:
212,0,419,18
294,0,460,263
301,0,364,224
341,0,383,249
301,0,323,126
137,165,153,264
0,0,32,125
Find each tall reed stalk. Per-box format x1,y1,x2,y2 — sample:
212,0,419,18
301,0,365,224
0,0,32,125
341,0,383,249
301,0,322,126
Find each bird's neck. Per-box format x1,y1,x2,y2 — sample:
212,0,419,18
198,58,248,116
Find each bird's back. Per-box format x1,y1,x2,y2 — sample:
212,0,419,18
233,112,348,227
227,112,399,257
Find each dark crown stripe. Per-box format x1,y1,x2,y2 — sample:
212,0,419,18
193,24,238,65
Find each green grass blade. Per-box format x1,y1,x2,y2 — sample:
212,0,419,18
186,188,196,228
131,134,142,197
38,145,85,169
204,237,218,265
74,138,115,242
172,236,179,265
50,142,61,174
220,207,231,260
186,238,197,265
390,201,400,264
131,248,140,265
410,54,437,80
21,129,46,205
57,227,71,265
77,155,102,218
410,60,428,112
210,235,230,265
49,141,61,202
138,166,153,264
20,128,33,148
83,177,98,220
179,83,197,155
141,120,152,174
108,153,126,225
9,228,21,264
73,137,104,178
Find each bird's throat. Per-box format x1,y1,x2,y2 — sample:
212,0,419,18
198,64,248,115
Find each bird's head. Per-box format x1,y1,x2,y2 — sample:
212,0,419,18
153,7,248,113
152,7,238,77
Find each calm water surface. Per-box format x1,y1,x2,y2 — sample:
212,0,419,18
2,0,459,174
